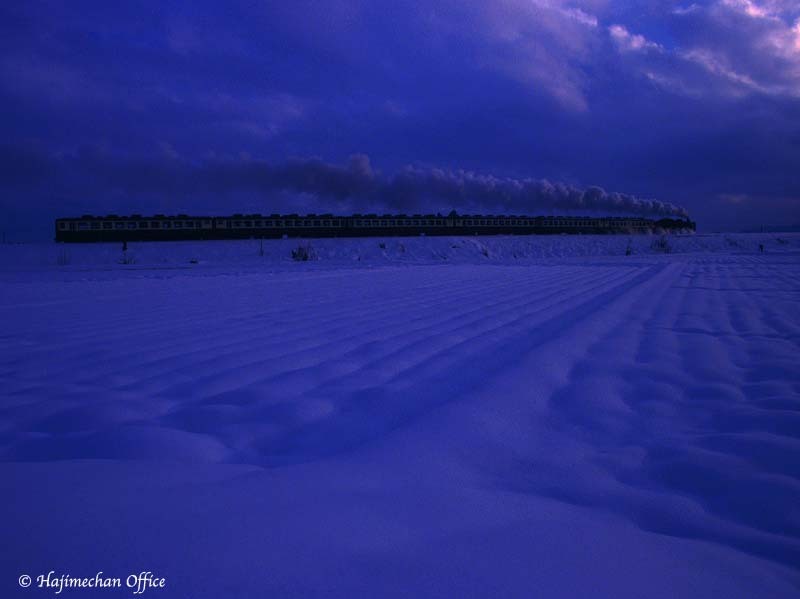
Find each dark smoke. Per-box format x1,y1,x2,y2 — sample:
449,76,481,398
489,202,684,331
194,154,688,217
2,145,689,218
380,164,689,217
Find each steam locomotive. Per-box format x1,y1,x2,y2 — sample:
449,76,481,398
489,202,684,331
55,212,695,242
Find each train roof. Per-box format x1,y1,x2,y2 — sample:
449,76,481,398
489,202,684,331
56,213,687,222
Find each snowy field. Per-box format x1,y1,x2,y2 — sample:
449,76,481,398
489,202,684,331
1,233,799,598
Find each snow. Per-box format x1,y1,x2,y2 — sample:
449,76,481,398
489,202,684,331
1,233,799,598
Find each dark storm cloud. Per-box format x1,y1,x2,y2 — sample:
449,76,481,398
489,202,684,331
1,0,799,236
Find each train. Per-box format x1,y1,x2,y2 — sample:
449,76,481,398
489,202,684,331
54,212,695,242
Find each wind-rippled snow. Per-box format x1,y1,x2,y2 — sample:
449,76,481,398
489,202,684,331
1,233,799,598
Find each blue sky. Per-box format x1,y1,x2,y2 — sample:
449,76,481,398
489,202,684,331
2,0,800,236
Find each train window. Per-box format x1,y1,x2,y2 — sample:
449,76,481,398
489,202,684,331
412,220,419,225
185,221,194,228
313,220,321,226
233,221,242,227
102,222,112,229
90,222,100,230
254,220,262,227
58,222,67,230
243,220,252,227
323,220,330,226
78,222,89,230
151,222,161,229
174,221,183,228
162,222,171,229
114,222,124,229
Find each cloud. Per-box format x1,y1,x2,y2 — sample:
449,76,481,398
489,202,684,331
423,0,603,111
2,0,798,233
604,1,800,99
609,25,663,53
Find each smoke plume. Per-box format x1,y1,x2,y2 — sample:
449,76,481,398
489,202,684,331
194,154,688,217
2,146,690,218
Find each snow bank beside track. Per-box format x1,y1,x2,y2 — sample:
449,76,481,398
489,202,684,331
1,232,797,271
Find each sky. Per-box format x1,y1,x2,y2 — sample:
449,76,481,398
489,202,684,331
2,0,800,237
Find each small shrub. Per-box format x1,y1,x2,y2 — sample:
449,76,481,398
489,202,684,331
650,235,672,254
378,242,386,250
118,251,135,265
57,249,70,266
625,240,633,256
292,244,317,261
